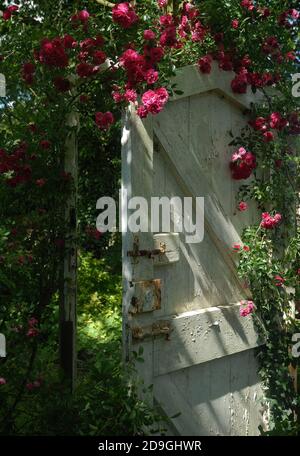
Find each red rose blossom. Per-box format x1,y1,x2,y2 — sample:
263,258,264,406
240,300,255,317
2,5,18,21
231,72,248,94
78,10,90,22
145,68,159,85
268,112,287,131
230,147,256,180
36,178,46,187
261,212,282,229
39,140,51,149
144,30,156,40
232,19,239,29
191,22,206,42
112,91,125,103
139,87,169,117
160,26,177,47
240,0,255,11
22,62,35,84
93,50,106,65
198,55,212,74
249,117,268,131
263,131,274,142
238,202,248,212
112,2,139,29
124,89,137,103
76,62,95,78
39,38,69,68
28,317,38,328
95,112,114,130
147,47,162,65
274,275,285,287
63,34,77,49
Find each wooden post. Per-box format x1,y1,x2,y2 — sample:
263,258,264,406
59,111,79,391
0,73,6,97
95,0,114,7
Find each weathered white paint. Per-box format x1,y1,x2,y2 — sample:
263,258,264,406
121,110,156,393
153,233,180,265
171,62,261,110
0,333,6,358
153,303,264,376
122,65,264,435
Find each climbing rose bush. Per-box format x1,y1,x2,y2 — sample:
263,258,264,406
0,0,299,436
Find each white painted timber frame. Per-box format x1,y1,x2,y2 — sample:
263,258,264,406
0,73,5,98
122,62,265,436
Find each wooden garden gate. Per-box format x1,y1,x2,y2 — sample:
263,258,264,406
122,63,265,436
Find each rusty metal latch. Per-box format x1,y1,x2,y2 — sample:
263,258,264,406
131,320,172,340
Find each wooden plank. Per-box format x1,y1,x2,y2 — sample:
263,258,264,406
154,98,241,249
122,107,156,395
154,102,252,300
171,62,262,110
152,137,243,312
154,350,261,436
153,304,265,376
208,356,231,435
229,350,262,435
154,373,207,436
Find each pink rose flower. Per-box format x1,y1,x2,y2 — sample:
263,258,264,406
240,300,255,317
157,0,168,7
139,87,169,117
232,19,239,29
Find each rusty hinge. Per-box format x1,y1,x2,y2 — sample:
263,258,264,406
127,236,166,259
131,320,172,341
127,249,162,258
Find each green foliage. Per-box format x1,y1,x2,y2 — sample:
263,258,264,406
0,252,164,435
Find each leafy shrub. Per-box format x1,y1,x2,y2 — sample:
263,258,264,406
0,252,163,435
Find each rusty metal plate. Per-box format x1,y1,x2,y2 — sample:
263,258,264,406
129,279,161,314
